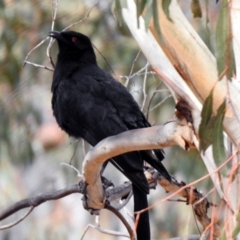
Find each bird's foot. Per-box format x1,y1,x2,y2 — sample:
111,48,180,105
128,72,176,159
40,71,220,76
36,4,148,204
79,177,113,215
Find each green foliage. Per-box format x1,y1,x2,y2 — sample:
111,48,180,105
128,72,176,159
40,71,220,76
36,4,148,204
136,0,147,25
233,210,240,237
111,0,124,26
199,91,226,167
0,0,52,165
152,0,162,37
143,0,153,29
1,0,230,238
216,0,235,79
161,0,172,21
190,0,202,18
212,100,226,165
199,90,214,152
112,0,174,39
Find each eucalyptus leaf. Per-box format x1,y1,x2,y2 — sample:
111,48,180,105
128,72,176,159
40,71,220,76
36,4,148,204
152,0,162,40
216,0,235,79
190,0,202,18
162,0,172,21
111,0,124,26
212,100,226,165
199,91,214,152
200,117,215,152
232,210,240,237
136,0,147,18
136,0,147,27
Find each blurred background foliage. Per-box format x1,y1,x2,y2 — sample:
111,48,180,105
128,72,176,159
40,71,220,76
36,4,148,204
0,0,220,239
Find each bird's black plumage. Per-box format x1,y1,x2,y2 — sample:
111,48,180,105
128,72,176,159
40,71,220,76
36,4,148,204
50,31,170,240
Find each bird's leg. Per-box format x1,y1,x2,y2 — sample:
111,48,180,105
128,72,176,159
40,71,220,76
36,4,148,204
80,176,113,215
80,180,101,215
101,175,114,189
144,166,158,189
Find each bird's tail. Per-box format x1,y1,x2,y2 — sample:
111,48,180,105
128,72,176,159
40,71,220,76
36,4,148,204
132,185,150,240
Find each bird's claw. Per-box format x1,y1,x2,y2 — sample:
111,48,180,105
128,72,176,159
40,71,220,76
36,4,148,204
81,188,101,215
80,178,109,215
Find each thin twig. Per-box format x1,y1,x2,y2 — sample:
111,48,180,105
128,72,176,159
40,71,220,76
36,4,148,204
23,61,54,71
149,95,172,112
193,186,216,206
125,50,141,87
135,71,156,76
129,50,141,77
62,0,99,32
130,87,142,94
92,44,116,77
141,63,148,111
154,89,170,93
82,139,87,157
60,163,82,178
51,0,58,31
160,236,201,240
135,152,238,236
80,223,129,240
23,38,49,68
146,80,162,119
80,215,130,240
24,0,98,72
0,206,34,230
122,63,150,87
46,0,59,68
0,184,82,221
68,139,80,164
0,181,132,225
105,204,135,240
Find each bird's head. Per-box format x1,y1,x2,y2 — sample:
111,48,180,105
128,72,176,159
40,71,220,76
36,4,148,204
49,31,96,62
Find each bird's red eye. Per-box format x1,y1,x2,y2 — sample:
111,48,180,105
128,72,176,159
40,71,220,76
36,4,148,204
72,37,78,42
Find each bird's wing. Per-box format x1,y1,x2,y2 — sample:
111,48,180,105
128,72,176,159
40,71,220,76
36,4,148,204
93,71,171,179
57,74,149,193
88,71,169,169
74,70,170,180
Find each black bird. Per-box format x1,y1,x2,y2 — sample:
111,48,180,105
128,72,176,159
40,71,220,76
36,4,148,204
49,30,171,240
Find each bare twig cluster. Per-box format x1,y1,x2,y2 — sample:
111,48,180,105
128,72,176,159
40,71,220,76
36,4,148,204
0,166,220,238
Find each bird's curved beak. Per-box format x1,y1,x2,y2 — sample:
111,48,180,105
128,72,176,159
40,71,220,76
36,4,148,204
48,31,61,39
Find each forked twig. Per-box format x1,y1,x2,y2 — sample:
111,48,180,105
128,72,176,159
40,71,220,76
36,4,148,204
24,0,99,71
105,204,135,240
23,61,54,71
80,215,130,240
0,206,34,230
60,162,82,178
46,0,59,67
122,63,150,88
149,95,172,112
62,0,99,31
125,50,141,87
23,38,49,68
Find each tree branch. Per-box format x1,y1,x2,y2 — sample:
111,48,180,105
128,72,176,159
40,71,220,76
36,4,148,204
0,206,34,230
0,184,82,221
0,167,220,237
82,120,194,210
